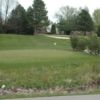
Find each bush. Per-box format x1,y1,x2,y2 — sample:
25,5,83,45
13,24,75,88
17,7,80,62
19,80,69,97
0,25,4,33
70,34,100,55
70,35,79,50
88,34,100,55
96,25,100,37
70,35,87,51
77,36,87,51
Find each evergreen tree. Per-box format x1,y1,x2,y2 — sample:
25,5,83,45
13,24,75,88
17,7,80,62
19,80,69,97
7,4,28,34
51,24,56,34
76,9,94,34
33,0,49,33
26,6,34,34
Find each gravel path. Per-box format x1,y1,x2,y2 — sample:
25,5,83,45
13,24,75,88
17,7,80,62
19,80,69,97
4,95,100,100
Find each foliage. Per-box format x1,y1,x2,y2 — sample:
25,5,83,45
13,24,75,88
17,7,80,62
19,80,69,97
93,9,100,35
56,6,77,34
70,35,87,51
88,34,100,55
7,4,28,34
0,0,17,33
70,35,79,50
0,0,17,23
0,0,49,34
26,6,34,34
70,33,100,55
77,36,87,51
96,25,100,37
93,9,100,27
76,9,94,33
33,0,49,33
51,24,56,34
0,23,3,33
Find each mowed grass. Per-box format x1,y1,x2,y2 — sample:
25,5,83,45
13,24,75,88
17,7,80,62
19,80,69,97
0,34,100,90
0,34,70,50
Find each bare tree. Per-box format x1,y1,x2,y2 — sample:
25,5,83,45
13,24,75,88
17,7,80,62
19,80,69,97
4,0,18,24
0,0,3,24
93,9,100,27
55,6,78,34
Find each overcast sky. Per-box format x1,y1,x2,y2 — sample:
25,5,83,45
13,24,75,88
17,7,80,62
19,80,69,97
18,0,100,21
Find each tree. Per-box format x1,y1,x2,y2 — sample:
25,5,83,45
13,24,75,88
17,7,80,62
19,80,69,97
26,6,34,34
51,24,56,34
93,9,100,36
7,4,28,34
56,6,78,35
0,0,3,32
93,9,100,27
76,9,94,34
0,0,18,33
3,0,18,24
0,0,3,23
33,0,49,33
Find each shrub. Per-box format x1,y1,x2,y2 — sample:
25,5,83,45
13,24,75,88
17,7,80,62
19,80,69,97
70,33,100,55
70,35,79,50
88,34,100,55
70,35,87,51
96,25,100,37
77,36,87,51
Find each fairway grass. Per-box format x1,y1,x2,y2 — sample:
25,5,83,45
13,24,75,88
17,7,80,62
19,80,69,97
0,34,100,98
0,34,70,50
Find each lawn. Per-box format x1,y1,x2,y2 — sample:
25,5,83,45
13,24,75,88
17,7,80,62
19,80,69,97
0,34,100,98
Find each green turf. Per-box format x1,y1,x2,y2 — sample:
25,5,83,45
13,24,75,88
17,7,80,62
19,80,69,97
0,34,100,91
0,34,70,50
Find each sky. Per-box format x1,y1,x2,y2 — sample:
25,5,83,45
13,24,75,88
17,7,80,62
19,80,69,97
18,0,100,22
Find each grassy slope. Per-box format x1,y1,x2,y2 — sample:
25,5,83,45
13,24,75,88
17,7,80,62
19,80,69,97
0,34,70,50
0,34,100,92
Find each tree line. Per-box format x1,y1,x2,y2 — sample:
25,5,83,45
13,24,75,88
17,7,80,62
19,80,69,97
0,0,49,35
55,6,100,36
0,0,100,36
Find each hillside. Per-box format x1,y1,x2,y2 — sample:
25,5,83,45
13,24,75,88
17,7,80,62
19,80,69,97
0,34,100,98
